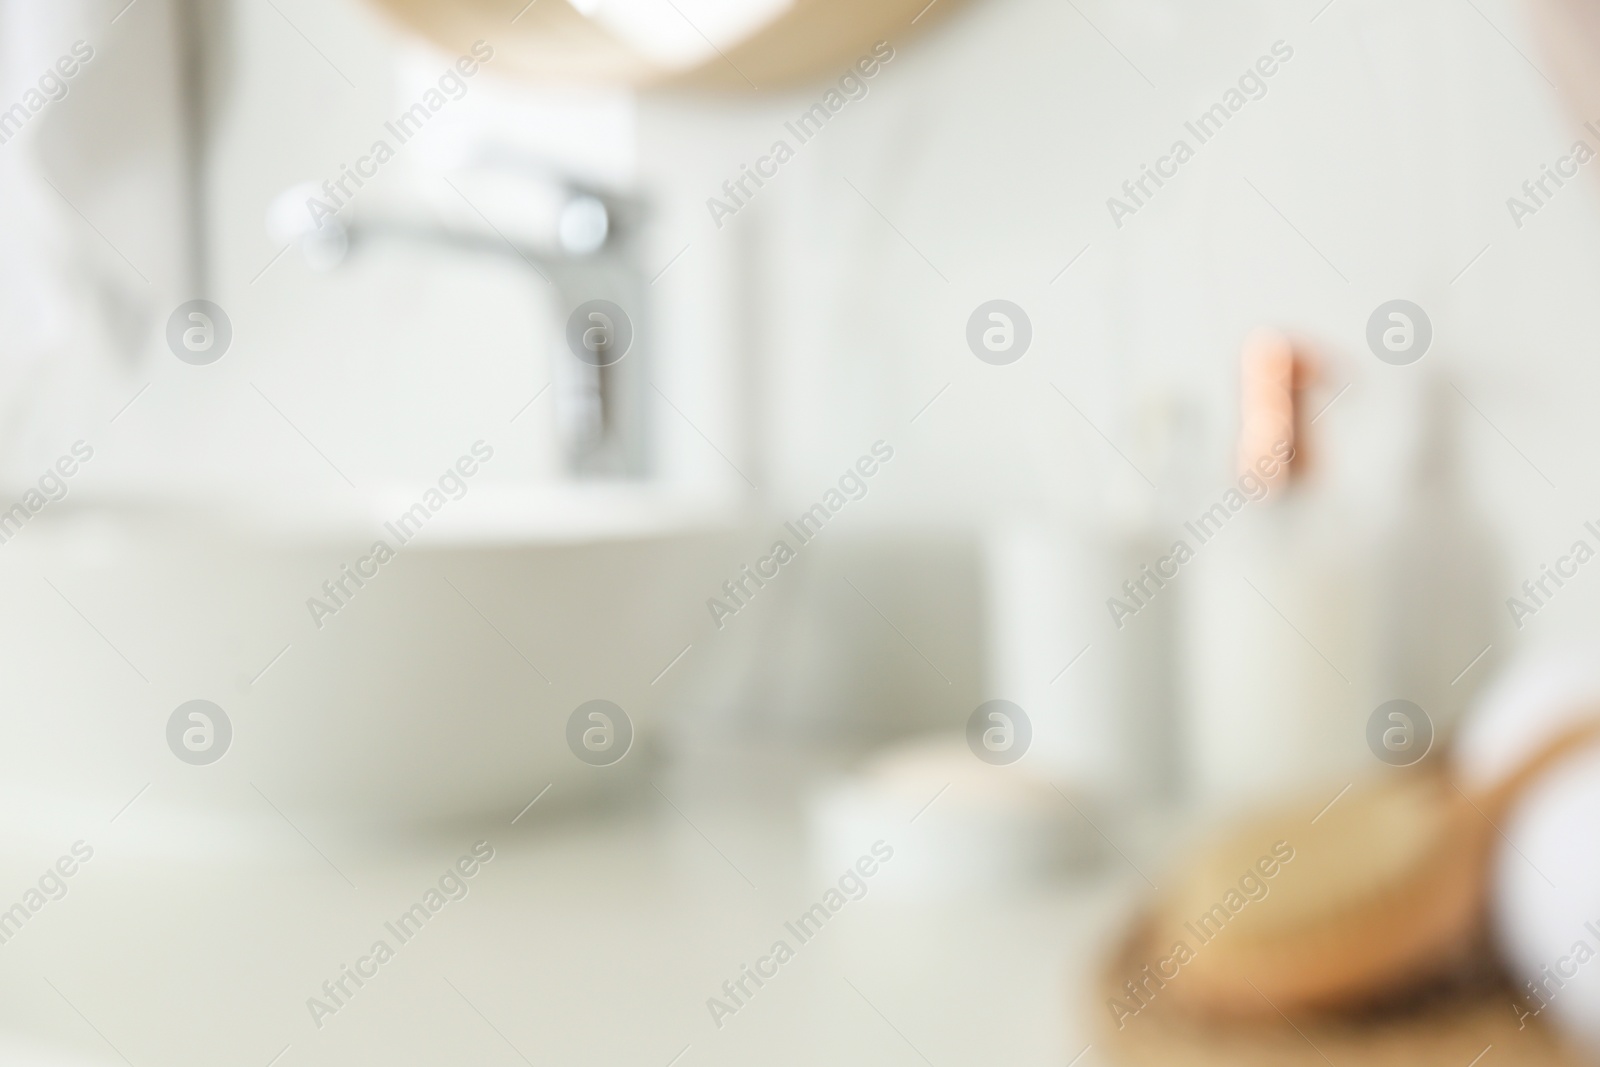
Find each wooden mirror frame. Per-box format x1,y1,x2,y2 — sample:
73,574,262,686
365,0,964,89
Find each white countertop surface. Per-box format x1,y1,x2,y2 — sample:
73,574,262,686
0,766,1143,1066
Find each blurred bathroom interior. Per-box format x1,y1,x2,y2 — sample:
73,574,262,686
4,0,1600,1064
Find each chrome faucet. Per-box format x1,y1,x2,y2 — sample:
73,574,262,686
269,168,650,479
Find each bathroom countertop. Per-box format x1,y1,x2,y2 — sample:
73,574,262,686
0,775,1139,1066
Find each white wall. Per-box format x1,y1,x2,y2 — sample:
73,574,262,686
637,0,1600,772
645,0,1597,534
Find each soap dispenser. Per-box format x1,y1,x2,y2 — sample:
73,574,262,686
1181,331,1380,815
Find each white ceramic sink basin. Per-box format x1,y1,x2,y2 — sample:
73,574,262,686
0,497,740,844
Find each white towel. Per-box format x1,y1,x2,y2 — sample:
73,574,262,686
0,0,181,480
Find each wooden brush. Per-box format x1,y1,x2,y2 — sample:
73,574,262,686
1136,717,1600,1017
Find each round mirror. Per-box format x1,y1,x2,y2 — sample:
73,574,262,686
365,0,963,88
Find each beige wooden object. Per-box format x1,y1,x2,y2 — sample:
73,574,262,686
1527,0,1600,146
1109,718,1600,1021
364,0,965,89
1097,934,1589,1067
